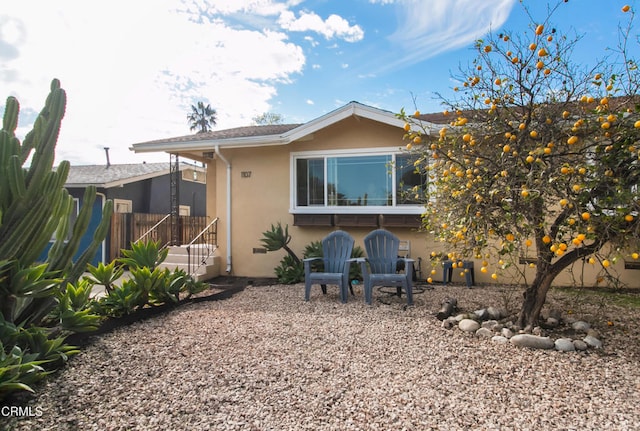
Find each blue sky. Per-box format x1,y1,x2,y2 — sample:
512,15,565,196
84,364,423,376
1,0,637,164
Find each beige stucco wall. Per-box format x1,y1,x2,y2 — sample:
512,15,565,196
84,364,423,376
204,116,640,289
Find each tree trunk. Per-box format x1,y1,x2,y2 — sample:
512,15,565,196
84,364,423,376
517,273,554,330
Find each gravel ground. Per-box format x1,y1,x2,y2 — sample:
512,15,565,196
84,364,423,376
5,282,640,431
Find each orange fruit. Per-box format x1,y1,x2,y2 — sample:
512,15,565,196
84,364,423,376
503,144,511,153
634,120,640,128
495,78,502,85
602,259,610,268
625,214,634,222
562,111,570,119
403,123,411,132
536,61,544,70
413,136,422,144
530,130,538,138
632,252,639,260
535,24,544,35
484,45,492,53
581,212,591,220
567,136,578,145
529,43,537,51
542,235,551,244
622,5,630,12
538,48,548,57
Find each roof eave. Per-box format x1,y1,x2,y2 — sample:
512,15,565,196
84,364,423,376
130,134,289,154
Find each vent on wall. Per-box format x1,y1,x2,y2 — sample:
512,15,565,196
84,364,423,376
182,168,206,184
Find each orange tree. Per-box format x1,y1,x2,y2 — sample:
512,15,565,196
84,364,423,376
400,2,640,330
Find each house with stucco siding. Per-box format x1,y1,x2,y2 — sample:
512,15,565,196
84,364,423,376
131,102,640,288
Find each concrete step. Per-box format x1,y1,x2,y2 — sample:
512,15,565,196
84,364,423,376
158,255,221,281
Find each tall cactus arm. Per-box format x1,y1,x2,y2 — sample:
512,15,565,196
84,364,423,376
2,96,19,135
43,191,74,263
47,186,96,273
24,82,66,188
64,199,113,284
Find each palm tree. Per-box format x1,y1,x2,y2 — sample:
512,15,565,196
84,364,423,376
187,101,217,133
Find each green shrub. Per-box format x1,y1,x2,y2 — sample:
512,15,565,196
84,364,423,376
274,254,305,284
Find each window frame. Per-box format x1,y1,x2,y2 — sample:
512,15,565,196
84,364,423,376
290,147,425,215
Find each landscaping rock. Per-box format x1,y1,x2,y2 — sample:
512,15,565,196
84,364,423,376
481,320,500,331
501,327,514,339
583,335,603,349
486,306,504,320
475,327,493,338
555,338,576,352
473,308,489,320
573,340,589,351
572,321,591,332
545,317,560,328
459,319,480,332
510,334,555,350
492,335,509,344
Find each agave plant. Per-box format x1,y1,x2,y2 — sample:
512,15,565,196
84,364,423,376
84,261,124,294
118,240,168,270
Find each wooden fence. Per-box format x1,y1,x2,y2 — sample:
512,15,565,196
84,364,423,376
109,213,209,261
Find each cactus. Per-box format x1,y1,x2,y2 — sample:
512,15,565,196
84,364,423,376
1,83,114,340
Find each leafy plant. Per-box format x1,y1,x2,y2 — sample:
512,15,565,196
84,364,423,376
52,280,102,333
85,261,124,295
92,280,146,318
260,222,300,264
0,342,47,398
0,80,113,399
274,254,305,284
118,240,168,270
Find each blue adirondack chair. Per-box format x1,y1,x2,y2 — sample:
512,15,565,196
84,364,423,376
360,229,414,306
304,230,355,303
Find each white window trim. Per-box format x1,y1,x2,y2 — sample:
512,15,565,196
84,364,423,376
113,198,133,214
290,147,426,215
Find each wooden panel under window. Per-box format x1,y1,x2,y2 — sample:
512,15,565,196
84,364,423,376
293,214,334,226
625,260,640,270
380,214,422,228
334,214,379,227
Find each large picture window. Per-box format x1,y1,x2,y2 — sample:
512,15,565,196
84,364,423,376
292,149,426,213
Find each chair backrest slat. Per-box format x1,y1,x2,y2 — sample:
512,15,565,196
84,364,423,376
364,229,399,274
323,230,354,273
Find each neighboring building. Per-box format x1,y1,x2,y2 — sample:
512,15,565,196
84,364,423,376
49,162,207,265
131,102,639,288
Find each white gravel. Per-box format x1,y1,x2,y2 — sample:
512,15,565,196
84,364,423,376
7,283,640,431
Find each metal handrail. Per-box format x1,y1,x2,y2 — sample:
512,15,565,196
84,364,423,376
136,213,171,243
186,217,219,276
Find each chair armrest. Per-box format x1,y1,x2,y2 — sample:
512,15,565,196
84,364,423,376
303,257,324,263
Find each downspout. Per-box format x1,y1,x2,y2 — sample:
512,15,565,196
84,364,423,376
96,192,107,264
214,145,232,273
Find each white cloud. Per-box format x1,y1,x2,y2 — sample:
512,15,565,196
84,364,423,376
306,99,314,105
385,0,516,70
0,0,309,165
278,11,364,42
